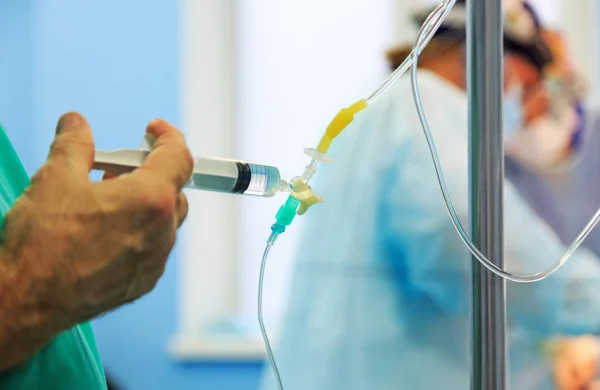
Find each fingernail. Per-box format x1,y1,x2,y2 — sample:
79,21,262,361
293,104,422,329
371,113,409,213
56,112,86,135
140,133,157,149
146,118,174,139
147,118,169,129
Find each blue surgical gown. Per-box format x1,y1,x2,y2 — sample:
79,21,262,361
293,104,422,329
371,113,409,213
260,70,600,390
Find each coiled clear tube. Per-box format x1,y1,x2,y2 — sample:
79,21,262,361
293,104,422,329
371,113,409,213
408,5,600,283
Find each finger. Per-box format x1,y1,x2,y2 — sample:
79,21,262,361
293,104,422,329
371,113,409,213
48,112,95,177
175,192,189,227
136,119,193,192
103,171,117,181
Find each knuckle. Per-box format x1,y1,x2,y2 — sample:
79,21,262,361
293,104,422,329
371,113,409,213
144,183,177,220
179,192,189,208
57,132,94,150
122,178,177,227
49,135,93,163
177,193,190,223
30,162,63,186
49,137,68,158
165,142,192,174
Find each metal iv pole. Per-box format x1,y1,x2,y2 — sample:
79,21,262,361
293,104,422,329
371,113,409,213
467,0,507,389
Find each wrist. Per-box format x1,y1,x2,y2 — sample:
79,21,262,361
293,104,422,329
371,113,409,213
0,248,68,372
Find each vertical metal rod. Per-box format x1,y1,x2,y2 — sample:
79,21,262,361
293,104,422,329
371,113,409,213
466,0,507,389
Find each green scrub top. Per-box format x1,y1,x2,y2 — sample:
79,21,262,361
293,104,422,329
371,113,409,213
0,125,107,389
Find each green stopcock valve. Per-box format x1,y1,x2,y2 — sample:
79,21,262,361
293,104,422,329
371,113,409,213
272,195,301,234
270,148,329,237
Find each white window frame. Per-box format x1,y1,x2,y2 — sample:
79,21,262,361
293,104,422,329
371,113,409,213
168,0,265,360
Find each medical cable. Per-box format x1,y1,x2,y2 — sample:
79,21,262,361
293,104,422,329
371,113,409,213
256,1,458,389
408,10,600,283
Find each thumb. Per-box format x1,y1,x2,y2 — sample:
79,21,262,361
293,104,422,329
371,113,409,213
48,112,95,176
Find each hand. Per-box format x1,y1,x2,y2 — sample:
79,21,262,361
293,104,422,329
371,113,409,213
0,112,193,370
553,336,599,390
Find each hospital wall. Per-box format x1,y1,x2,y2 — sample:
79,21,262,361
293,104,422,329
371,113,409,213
0,1,35,170
0,1,262,389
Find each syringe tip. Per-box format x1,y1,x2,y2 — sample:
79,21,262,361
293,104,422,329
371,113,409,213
277,180,292,192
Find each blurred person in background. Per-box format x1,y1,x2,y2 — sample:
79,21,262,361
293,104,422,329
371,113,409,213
504,7,600,390
505,11,600,258
260,1,600,389
505,25,586,172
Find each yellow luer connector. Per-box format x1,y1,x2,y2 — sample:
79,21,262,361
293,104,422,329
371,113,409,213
316,99,368,154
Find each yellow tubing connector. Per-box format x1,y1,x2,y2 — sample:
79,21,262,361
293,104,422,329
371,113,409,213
316,99,368,154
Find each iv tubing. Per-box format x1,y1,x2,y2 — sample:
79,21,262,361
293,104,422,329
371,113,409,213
366,0,456,104
408,5,600,282
258,234,283,390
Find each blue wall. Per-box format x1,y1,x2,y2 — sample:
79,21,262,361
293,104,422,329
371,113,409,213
0,1,35,172
0,1,263,389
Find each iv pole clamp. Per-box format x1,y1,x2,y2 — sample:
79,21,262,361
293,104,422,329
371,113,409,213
467,0,507,389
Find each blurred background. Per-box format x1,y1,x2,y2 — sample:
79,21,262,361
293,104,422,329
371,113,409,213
1,0,599,389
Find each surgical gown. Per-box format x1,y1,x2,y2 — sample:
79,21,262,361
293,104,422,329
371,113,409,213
260,71,600,390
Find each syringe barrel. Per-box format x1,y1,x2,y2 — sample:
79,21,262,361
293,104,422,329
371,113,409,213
186,157,283,197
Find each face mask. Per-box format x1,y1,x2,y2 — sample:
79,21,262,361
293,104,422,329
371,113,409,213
505,102,579,173
503,87,524,141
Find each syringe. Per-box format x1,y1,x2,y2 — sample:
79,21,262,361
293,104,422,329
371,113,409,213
93,149,290,197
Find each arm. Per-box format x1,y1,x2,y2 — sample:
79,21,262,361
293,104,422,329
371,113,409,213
0,250,69,371
383,126,600,338
380,134,470,315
